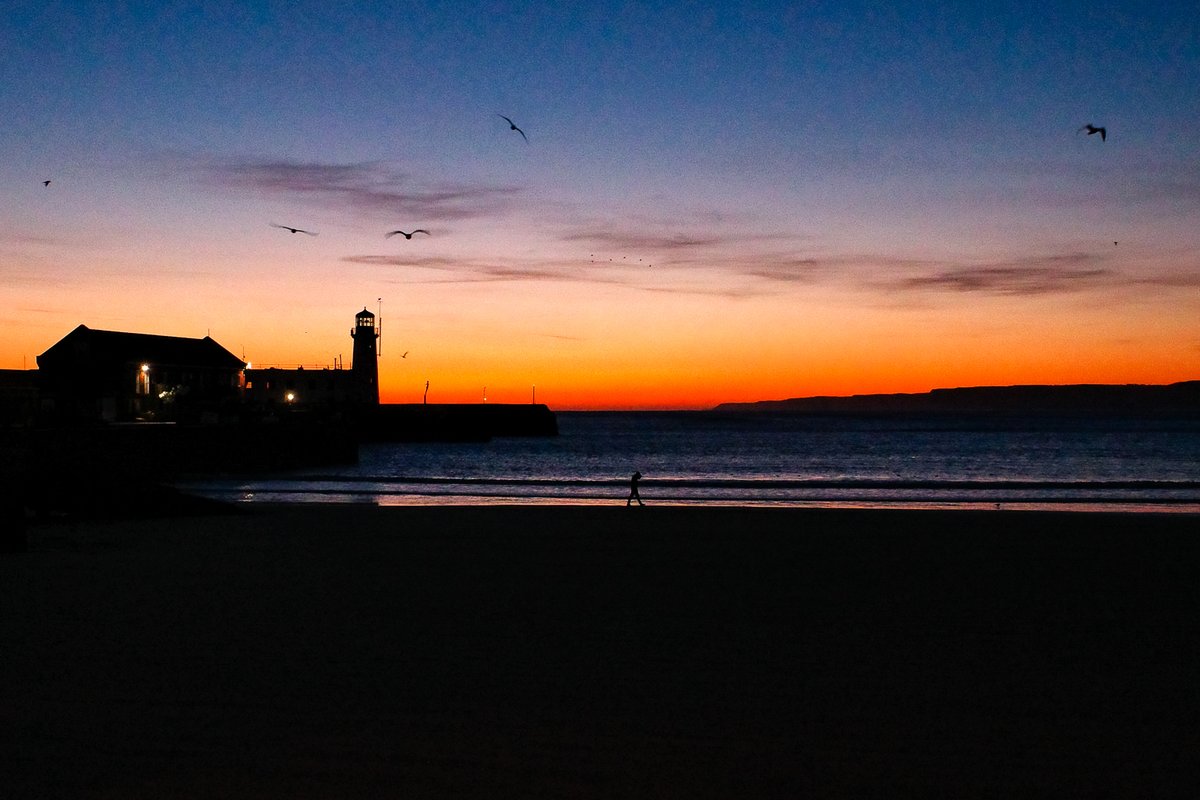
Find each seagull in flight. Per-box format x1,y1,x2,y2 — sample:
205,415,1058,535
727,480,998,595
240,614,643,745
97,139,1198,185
498,114,528,142
385,229,430,239
401,351,409,358
1078,124,1106,141
42,180,51,187
270,223,317,236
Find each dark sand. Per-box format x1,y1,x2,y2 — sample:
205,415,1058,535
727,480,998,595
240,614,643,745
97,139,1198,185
3,505,1198,798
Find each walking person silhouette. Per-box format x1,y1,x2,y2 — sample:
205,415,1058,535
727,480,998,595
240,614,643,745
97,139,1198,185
627,471,644,507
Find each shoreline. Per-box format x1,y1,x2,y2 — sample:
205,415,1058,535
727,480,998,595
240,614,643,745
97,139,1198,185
176,486,1200,514
5,504,1198,796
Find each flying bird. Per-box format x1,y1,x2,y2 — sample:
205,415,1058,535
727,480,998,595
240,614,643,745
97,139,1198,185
270,223,317,235
1078,124,1106,141
498,114,528,142
401,351,409,358
385,229,430,239
42,180,51,187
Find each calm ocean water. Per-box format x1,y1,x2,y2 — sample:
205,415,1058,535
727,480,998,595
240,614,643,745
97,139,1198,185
178,411,1200,512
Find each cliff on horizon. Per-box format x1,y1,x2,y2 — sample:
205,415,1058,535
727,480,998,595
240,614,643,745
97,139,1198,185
714,381,1200,417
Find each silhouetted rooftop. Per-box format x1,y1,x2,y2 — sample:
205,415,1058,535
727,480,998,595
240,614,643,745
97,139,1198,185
38,325,245,370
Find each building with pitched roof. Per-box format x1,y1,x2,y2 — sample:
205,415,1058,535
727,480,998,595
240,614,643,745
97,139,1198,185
37,325,246,423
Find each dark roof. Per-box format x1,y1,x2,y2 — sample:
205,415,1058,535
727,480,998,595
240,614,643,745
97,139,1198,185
356,308,375,319
38,325,245,370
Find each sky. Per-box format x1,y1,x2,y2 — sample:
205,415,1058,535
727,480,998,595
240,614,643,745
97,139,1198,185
2,1,1198,409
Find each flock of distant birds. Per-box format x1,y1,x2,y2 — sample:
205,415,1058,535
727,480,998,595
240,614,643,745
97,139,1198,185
38,116,1111,246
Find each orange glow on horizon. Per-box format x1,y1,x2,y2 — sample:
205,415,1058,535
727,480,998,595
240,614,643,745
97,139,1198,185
4,255,1197,411
5,314,1196,411
6,300,1197,411
376,353,1197,411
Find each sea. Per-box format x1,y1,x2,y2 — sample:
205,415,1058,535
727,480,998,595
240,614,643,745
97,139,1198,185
176,411,1200,512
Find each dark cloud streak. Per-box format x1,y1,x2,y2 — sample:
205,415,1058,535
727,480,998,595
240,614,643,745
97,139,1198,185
875,253,1117,296
893,266,1114,295
342,254,629,286
1132,271,1200,288
561,230,723,250
187,156,521,221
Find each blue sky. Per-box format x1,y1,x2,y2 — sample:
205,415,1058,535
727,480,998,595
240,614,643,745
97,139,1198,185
2,1,1197,406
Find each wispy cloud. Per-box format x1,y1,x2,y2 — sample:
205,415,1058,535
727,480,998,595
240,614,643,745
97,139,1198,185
1000,155,1200,210
875,253,1119,296
555,219,828,293
534,332,586,341
343,252,770,299
344,243,1196,304
184,156,522,221
678,249,1138,298
1131,271,1200,288
894,265,1114,295
639,283,779,299
744,254,935,284
342,254,629,286
558,220,811,253
561,229,723,251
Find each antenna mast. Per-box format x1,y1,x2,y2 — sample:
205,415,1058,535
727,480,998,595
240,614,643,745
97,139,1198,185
377,297,382,358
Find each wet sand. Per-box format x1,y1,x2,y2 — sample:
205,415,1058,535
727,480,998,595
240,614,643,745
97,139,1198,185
3,505,1198,797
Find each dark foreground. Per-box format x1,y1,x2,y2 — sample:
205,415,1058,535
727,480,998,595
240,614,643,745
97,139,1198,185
2,506,1198,798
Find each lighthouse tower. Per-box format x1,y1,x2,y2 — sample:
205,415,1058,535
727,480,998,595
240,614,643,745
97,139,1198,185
350,308,380,405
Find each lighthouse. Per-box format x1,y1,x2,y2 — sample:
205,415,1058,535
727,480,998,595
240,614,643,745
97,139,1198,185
350,308,380,405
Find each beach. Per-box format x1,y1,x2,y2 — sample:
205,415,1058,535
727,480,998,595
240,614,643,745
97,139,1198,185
3,504,1198,797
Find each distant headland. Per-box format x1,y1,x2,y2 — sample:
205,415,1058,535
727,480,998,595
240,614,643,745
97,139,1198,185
714,381,1200,417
